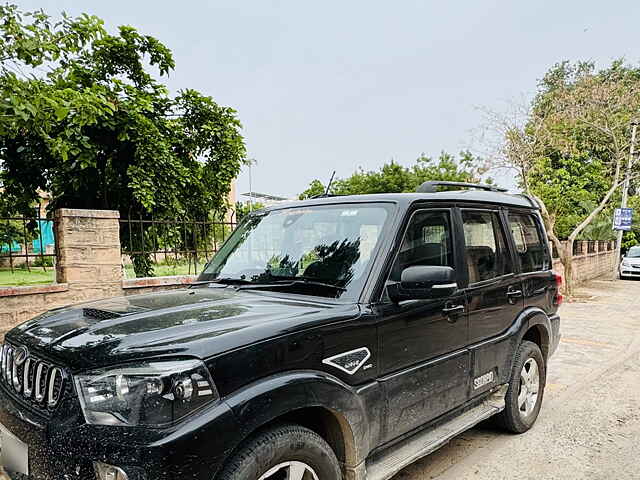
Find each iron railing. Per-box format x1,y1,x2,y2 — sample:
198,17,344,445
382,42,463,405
0,216,56,273
119,212,238,278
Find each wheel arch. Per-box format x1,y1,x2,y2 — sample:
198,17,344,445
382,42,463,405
267,406,357,466
221,370,378,473
522,309,552,359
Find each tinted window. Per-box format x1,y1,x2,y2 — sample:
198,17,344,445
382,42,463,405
389,211,453,282
508,213,549,272
462,210,512,283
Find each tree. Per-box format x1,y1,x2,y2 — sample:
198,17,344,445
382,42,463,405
0,5,247,275
235,201,265,221
482,61,640,294
299,151,490,199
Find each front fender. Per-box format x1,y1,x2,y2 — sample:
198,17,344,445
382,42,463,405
223,370,382,466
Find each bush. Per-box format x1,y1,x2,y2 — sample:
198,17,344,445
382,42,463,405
31,256,54,268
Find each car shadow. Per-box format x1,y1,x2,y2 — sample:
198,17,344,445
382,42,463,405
393,420,504,479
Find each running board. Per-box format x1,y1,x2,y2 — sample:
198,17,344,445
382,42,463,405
365,385,508,480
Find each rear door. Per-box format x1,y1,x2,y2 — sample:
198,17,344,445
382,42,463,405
376,207,470,442
463,209,523,344
462,208,524,396
507,210,554,311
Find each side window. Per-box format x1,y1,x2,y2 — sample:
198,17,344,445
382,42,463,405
508,213,549,272
462,210,512,283
389,211,453,282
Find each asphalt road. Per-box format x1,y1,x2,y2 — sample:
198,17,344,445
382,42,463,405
398,278,640,480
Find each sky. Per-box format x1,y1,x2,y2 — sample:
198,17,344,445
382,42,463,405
14,0,640,199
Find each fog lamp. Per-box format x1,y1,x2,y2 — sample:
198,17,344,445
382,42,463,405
94,462,129,480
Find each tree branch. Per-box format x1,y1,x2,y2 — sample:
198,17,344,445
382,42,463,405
568,174,639,241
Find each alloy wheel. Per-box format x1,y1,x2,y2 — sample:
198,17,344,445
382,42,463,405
258,461,320,480
518,357,540,418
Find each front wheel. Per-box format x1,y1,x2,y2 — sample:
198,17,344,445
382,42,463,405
218,424,341,480
496,340,546,433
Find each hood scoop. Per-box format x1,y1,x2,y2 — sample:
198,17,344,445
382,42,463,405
82,308,123,320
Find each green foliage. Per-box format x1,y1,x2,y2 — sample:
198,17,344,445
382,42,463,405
530,153,611,238
576,201,616,241
0,219,38,246
0,221,23,246
31,255,54,268
526,60,640,239
299,151,490,199
235,201,265,221
621,231,638,252
0,5,247,275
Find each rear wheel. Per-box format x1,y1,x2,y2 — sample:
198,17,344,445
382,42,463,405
497,340,546,433
218,424,341,480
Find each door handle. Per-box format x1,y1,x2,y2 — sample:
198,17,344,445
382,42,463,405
507,287,523,304
442,303,465,323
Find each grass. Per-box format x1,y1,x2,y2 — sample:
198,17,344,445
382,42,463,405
0,267,56,287
0,262,201,287
123,262,200,279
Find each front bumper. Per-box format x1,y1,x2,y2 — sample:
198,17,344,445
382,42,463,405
0,386,241,480
619,266,640,277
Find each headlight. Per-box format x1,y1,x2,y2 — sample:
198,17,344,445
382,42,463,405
75,359,218,427
622,260,631,266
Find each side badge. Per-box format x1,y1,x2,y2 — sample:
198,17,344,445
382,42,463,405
323,347,371,375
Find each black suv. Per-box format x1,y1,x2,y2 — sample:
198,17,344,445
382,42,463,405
0,182,562,480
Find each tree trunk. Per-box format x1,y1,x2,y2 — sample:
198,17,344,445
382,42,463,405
561,241,574,296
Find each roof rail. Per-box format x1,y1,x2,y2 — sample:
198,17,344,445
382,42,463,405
416,181,508,193
515,193,540,209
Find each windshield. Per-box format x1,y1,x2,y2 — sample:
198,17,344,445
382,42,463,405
199,203,394,299
627,247,640,258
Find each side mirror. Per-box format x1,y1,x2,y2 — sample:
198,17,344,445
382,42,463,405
387,265,457,303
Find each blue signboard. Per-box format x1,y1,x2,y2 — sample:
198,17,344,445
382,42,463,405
613,208,633,231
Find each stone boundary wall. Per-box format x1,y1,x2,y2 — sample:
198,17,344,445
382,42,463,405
552,241,618,288
122,275,197,295
1,209,123,337
0,208,620,337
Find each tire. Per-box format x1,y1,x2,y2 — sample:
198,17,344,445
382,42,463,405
217,424,342,480
496,340,546,433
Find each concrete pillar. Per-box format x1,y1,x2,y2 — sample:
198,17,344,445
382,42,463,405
54,209,122,301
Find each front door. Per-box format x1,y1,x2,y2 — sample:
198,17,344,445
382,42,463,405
376,208,470,443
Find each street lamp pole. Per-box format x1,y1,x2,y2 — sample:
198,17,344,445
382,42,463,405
246,158,256,213
613,120,639,279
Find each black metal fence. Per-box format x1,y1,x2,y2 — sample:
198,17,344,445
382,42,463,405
0,216,57,273
119,212,238,278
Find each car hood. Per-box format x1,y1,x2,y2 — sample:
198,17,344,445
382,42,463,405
6,286,359,371
622,257,640,265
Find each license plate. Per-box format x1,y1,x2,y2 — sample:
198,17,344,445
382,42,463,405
0,423,29,475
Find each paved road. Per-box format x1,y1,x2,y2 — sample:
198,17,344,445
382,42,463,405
398,278,640,480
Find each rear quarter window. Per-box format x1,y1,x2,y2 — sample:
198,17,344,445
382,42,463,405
508,212,550,272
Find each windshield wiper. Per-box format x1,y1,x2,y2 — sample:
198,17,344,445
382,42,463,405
210,277,255,285
235,278,346,293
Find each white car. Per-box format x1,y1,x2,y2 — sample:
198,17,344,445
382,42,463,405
619,246,640,279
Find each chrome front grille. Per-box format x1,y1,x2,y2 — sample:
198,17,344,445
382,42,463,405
0,343,65,412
